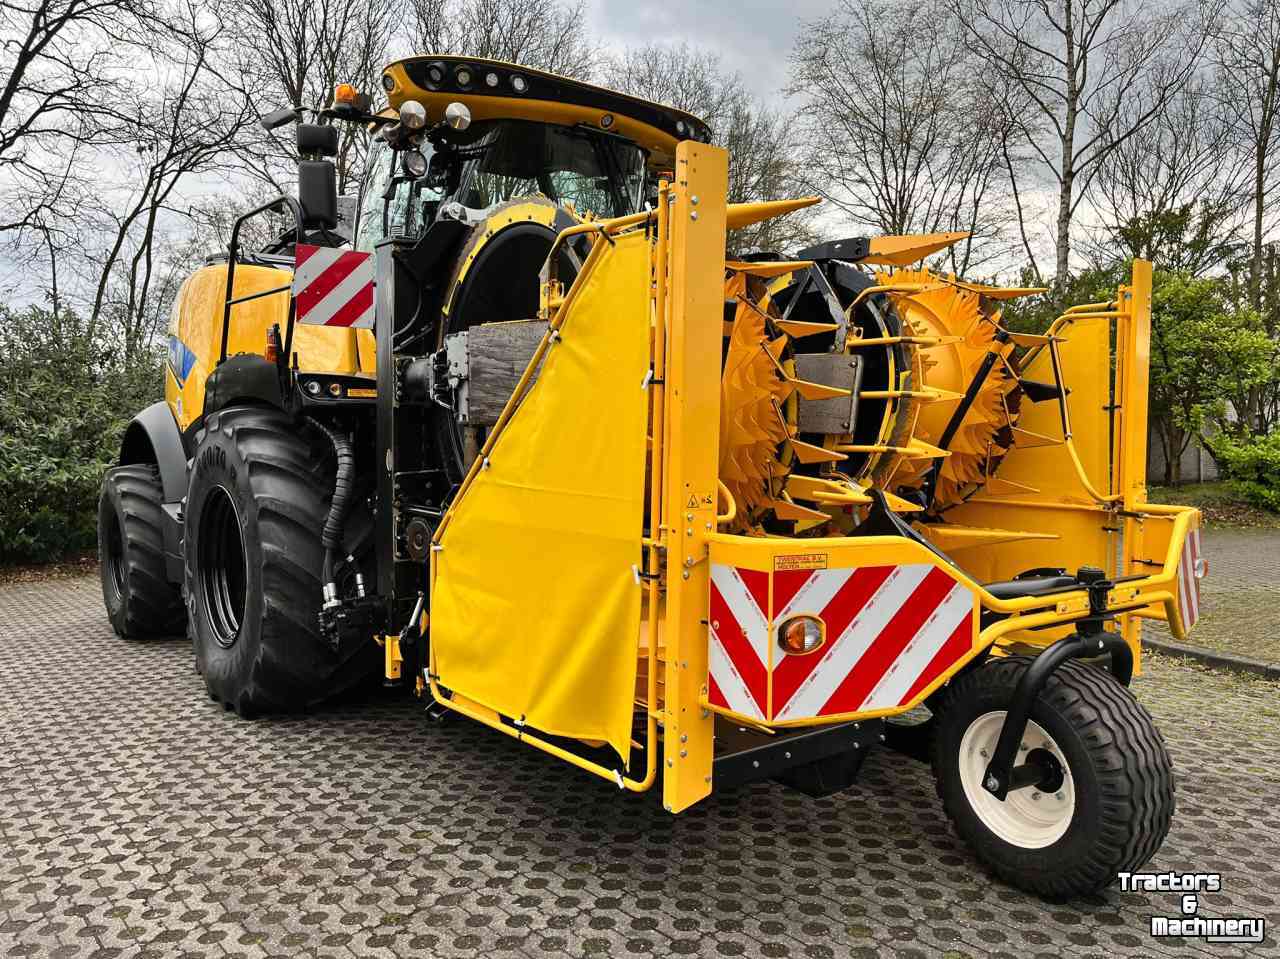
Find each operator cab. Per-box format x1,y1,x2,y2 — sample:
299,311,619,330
356,119,649,249
354,55,711,250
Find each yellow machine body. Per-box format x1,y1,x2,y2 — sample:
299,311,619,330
425,142,1203,814
164,263,375,432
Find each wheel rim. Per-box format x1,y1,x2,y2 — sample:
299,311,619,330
105,513,126,602
197,486,247,649
957,711,1075,849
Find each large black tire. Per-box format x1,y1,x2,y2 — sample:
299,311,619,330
98,464,185,638
932,655,1175,899
184,405,379,716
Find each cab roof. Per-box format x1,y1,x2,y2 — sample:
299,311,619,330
379,55,712,170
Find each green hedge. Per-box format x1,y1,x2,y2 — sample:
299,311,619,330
0,307,161,564
1215,431,1280,513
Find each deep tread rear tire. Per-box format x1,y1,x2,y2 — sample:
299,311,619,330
932,655,1175,899
184,405,379,715
98,464,185,637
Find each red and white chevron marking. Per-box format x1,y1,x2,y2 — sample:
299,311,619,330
1177,526,1204,632
707,563,976,722
293,244,375,328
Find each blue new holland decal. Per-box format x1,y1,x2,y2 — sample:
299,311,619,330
168,335,198,386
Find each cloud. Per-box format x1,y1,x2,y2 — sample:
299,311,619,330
587,0,832,104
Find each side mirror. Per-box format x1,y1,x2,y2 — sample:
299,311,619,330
444,102,471,131
298,160,338,229
261,107,299,131
297,123,338,158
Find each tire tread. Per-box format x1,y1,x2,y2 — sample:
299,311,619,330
931,654,1175,898
99,464,185,637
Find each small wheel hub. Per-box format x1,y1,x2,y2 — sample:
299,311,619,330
197,485,247,649
959,711,1075,849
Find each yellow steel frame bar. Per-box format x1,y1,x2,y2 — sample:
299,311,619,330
658,143,728,813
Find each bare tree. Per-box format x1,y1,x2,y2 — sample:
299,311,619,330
82,0,256,361
1087,77,1250,273
950,0,1213,286
607,42,742,124
0,0,150,235
222,0,396,195
789,0,1018,275
408,0,595,79
1211,0,1280,312
608,43,815,254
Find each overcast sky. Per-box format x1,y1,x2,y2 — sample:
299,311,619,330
586,0,835,103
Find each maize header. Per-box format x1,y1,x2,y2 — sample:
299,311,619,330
98,56,1204,899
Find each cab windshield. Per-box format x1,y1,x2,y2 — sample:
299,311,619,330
455,120,646,217
354,138,443,252
355,119,646,250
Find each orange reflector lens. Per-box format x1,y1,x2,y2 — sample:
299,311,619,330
334,82,357,105
778,615,824,656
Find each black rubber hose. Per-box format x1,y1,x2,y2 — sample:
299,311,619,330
308,417,355,585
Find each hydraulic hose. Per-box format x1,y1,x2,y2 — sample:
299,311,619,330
308,417,355,591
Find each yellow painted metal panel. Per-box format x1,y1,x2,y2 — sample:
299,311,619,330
1118,263,1154,650
704,533,983,726
946,309,1117,623
1119,261,1152,511
430,229,652,762
660,142,729,813
166,263,372,431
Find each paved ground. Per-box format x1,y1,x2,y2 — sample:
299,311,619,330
1143,527,1280,665
2,574,1278,959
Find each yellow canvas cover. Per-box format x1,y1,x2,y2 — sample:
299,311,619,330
431,230,652,762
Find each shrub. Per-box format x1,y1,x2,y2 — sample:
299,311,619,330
0,306,162,564
1214,431,1280,513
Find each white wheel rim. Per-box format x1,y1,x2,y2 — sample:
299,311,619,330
957,711,1075,849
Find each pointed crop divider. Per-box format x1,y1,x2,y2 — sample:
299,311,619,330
902,438,950,461
757,340,851,401
789,437,846,465
725,197,821,231
863,232,970,267
769,497,831,523
879,490,925,512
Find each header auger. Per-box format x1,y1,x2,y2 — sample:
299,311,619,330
99,55,1202,900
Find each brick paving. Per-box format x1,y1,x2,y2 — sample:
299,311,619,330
1143,527,1280,665
1,573,1277,958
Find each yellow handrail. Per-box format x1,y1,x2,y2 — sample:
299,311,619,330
716,480,737,524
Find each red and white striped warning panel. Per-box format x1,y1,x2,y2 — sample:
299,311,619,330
293,244,374,328
707,562,977,722
1177,526,1205,632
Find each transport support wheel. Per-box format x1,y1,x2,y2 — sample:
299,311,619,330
956,713,1074,848
932,655,1175,899
98,464,185,637
184,405,379,716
